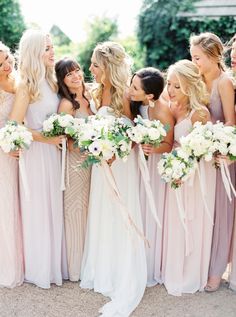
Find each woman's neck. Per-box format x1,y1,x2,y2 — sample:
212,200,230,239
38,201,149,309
203,66,222,88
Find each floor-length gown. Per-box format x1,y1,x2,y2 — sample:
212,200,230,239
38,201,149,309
208,73,236,279
20,80,68,288
64,110,91,281
229,205,236,291
80,105,147,317
139,105,166,286
162,109,216,296
0,91,24,288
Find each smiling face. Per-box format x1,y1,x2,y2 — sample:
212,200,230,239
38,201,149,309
167,71,188,106
129,74,147,102
0,50,13,77
190,45,214,75
231,40,236,71
89,53,103,83
64,68,83,91
42,36,55,68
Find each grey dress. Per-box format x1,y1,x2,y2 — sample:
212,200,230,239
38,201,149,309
208,73,236,278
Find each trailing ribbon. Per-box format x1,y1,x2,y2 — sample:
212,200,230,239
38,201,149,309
196,162,214,225
19,151,30,202
101,160,149,248
220,158,236,202
138,146,162,229
60,138,67,191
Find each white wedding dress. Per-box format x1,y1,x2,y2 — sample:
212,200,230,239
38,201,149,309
80,105,147,317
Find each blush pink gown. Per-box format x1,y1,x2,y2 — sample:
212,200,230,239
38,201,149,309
0,91,24,288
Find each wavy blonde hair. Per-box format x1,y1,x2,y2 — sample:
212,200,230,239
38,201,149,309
190,32,226,71
18,29,57,102
168,59,209,117
91,41,131,116
0,41,15,102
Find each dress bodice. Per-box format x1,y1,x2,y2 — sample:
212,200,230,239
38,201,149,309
209,73,227,123
25,80,59,131
173,109,195,147
0,91,14,128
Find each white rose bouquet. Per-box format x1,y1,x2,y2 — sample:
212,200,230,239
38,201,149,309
42,112,75,190
71,115,132,168
179,121,215,162
0,120,33,200
127,115,168,147
42,112,74,137
0,120,33,152
157,148,197,189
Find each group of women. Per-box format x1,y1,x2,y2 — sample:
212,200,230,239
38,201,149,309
0,28,236,316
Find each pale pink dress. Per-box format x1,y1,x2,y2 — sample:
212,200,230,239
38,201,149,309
139,105,167,285
229,205,236,291
162,109,216,296
20,80,68,289
0,91,24,288
208,73,236,279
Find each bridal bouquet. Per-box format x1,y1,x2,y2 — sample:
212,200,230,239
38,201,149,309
42,112,74,137
211,122,236,161
179,121,215,162
127,115,168,147
157,148,197,189
0,120,33,200
0,120,33,152
71,115,132,168
180,121,236,163
42,112,75,190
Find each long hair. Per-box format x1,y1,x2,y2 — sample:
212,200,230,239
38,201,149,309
18,29,57,102
55,57,88,110
190,32,226,71
0,41,15,101
130,67,164,118
92,41,132,116
168,59,209,117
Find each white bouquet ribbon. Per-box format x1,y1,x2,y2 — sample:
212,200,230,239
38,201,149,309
60,138,67,191
19,151,30,201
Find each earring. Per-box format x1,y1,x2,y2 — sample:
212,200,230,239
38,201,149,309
149,100,155,108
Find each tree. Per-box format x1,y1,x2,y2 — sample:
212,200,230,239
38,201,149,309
0,0,26,50
77,16,118,81
137,0,235,70
50,25,71,46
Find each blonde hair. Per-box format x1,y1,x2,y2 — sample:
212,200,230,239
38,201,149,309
168,59,209,117
92,41,131,116
190,32,226,71
18,29,57,102
0,41,15,101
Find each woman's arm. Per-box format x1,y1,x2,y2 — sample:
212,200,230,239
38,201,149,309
218,76,235,126
9,84,63,146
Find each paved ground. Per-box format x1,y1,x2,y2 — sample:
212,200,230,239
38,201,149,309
0,280,236,317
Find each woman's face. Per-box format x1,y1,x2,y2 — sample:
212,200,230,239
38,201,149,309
89,53,103,83
42,36,55,67
167,71,188,105
129,75,147,102
64,68,83,90
0,50,13,77
190,45,213,75
231,40,236,71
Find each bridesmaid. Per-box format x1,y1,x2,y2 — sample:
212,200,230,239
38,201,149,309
55,57,92,282
80,41,147,317
129,67,174,286
9,29,68,289
229,34,236,291
162,59,216,296
190,32,236,292
0,42,23,288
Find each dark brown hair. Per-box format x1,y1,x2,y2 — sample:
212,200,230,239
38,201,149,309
55,57,89,110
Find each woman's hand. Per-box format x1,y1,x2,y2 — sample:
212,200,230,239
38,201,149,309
107,155,116,166
44,135,66,147
215,154,233,167
141,144,155,156
8,150,20,159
